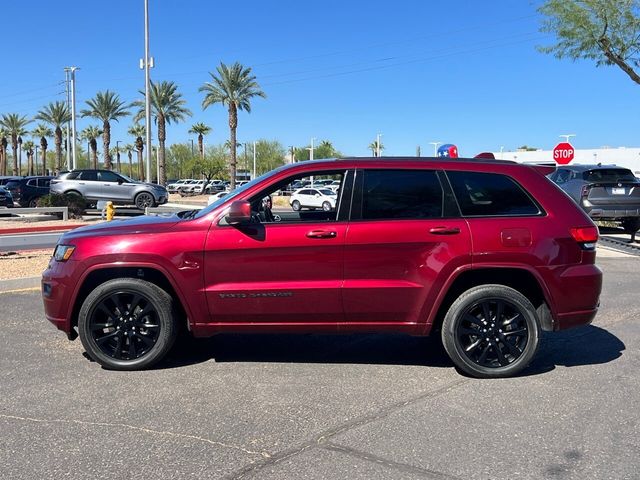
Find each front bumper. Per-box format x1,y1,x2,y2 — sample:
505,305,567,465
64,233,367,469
42,260,77,338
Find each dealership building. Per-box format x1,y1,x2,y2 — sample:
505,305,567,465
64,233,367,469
491,146,640,175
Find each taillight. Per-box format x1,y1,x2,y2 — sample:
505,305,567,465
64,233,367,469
570,226,598,250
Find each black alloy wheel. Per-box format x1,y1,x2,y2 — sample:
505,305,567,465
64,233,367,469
78,278,177,370
135,192,155,210
442,285,540,378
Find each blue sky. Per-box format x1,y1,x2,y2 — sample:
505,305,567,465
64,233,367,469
1,0,638,157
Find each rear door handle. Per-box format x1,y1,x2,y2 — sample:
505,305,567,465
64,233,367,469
429,226,461,235
306,230,337,239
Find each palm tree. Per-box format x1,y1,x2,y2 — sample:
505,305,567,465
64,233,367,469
22,140,35,175
0,130,8,175
0,114,31,175
128,123,146,181
199,62,266,189
188,122,212,159
35,102,70,171
133,81,191,184
368,139,385,157
123,143,134,178
81,90,130,170
80,126,102,169
32,124,53,175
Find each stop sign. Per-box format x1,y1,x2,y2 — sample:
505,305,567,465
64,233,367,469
553,142,575,165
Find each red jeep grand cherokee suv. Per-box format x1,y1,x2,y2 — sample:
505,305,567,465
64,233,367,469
42,158,602,378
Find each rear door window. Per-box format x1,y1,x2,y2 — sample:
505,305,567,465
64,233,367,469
446,171,540,217
98,171,120,182
583,168,636,182
78,171,98,181
361,169,443,220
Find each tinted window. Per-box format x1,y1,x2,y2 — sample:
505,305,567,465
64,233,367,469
64,171,80,180
447,171,539,216
5,180,20,189
362,170,443,220
98,171,120,182
27,179,37,186
37,179,50,187
583,168,636,182
78,171,97,181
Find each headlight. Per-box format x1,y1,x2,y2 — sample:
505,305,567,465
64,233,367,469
53,244,76,262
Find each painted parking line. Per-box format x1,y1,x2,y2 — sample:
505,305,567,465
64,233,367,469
0,287,41,295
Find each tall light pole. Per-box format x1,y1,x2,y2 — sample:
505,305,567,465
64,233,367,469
64,69,71,170
307,137,316,160
65,66,79,170
115,140,121,172
252,141,257,179
429,141,441,157
376,133,382,157
142,0,153,183
500,146,504,159
559,134,576,143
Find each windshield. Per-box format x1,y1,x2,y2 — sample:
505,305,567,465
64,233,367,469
119,174,137,183
583,168,636,182
192,168,285,219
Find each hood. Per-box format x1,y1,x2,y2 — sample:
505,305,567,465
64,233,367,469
61,215,180,241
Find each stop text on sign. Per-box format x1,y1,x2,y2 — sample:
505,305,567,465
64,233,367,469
553,142,575,165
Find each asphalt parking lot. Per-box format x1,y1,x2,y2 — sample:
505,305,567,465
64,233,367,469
0,252,638,480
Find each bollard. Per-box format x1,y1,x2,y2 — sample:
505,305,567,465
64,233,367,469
105,201,115,221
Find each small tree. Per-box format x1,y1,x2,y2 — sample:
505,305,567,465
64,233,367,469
539,0,640,85
186,144,226,190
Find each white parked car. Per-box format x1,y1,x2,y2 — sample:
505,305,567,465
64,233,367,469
289,188,337,211
167,179,195,193
180,180,207,194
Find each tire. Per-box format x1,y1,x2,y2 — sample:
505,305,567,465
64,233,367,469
291,200,301,211
64,190,82,200
135,192,155,210
78,278,177,370
441,284,541,378
28,198,38,208
322,201,332,212
621,218,640,234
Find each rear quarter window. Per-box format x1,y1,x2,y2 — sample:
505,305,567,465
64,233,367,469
446,171,540,217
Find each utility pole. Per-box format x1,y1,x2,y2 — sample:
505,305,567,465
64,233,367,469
64,69,71,170
429,141,441,157
35,146,39,175
65,66,80,170
252,141,257,179
142,0,154,184
376,133,382,157
116,140,121,172
289,146,295,163
307,137,316,161
416,145,421,157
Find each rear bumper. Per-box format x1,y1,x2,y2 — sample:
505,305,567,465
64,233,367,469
583,205,640,218
541,263,603,331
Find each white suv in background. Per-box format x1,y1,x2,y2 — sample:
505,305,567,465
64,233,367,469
289,187,337,211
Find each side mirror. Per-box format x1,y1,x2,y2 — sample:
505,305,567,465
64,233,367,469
118,179,124,185
226,200,251,225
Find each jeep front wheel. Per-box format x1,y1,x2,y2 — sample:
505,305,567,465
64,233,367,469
441,284,540,378
78,278,177,370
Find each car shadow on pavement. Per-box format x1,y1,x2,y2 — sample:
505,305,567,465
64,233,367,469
157,325,625,376
161,333,454,369
522,325,625,376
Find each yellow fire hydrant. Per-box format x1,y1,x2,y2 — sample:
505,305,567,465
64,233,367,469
105,201,115,221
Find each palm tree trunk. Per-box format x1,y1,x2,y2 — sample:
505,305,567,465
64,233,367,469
198,134,204,159
11,136,18,176
158,116,167,185
54,127,63,171
116,151,121,172
0,149,4,176
103,121,112,169
28,153,33,175
128,151,133,178
91,139,98,169
137,148,144,181
228,104,238,190
41,139,48,176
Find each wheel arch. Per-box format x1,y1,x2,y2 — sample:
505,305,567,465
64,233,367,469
427,266,554,335
69,265,192,334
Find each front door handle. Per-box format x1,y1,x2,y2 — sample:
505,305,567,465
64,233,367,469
306,230,337,239
429,226,461,235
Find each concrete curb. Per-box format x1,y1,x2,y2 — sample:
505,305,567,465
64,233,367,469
0,224,87,236
0,276,41,293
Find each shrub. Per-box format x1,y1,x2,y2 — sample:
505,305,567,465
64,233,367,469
37,193,87,219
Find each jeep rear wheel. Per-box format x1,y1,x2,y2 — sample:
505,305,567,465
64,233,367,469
78,278,177,370
442,285,540,378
